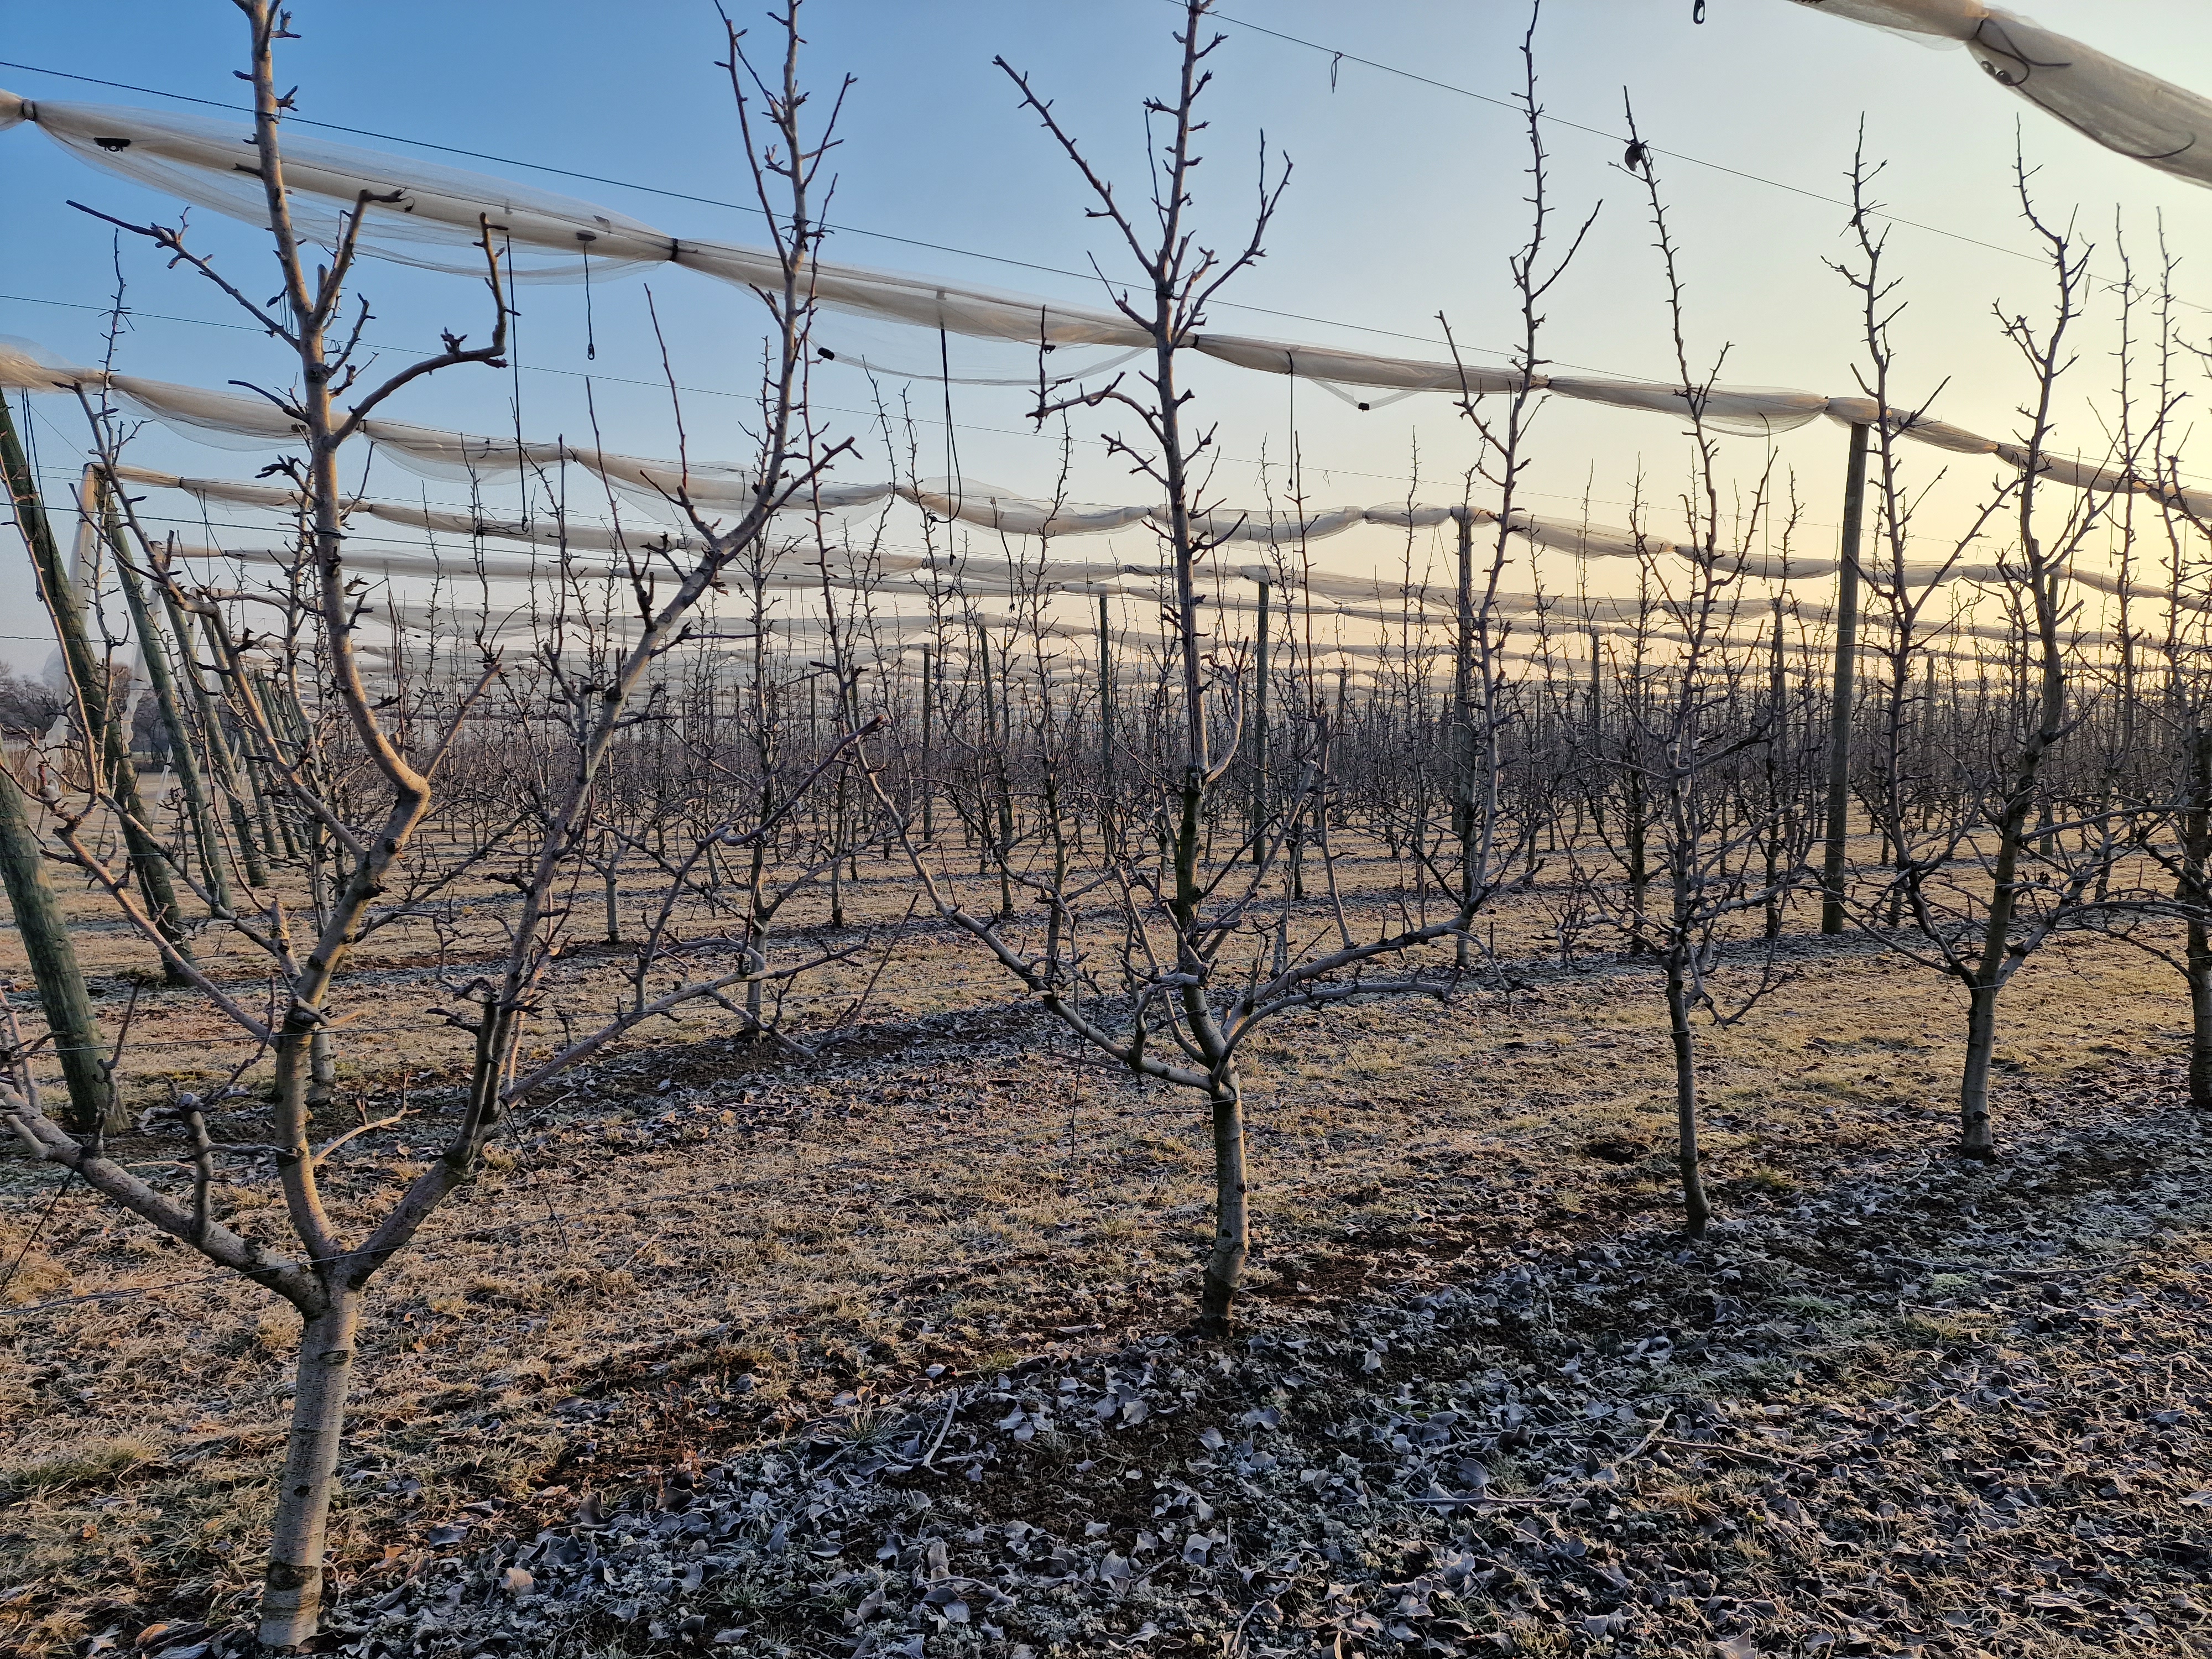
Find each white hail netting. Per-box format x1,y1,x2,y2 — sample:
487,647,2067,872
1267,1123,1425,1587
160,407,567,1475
1787,2,2212,192
0,338,881,514
340,611,2108,681
0,87,2194,462
15,352,2201,614
154,527,2180,662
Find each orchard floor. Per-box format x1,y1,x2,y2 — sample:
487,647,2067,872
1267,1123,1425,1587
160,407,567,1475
0,885,2207,1653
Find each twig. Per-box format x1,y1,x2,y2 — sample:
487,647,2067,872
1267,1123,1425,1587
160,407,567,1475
1653,1436,1813,1470
919,1390,962,1470
0,1164,78,1301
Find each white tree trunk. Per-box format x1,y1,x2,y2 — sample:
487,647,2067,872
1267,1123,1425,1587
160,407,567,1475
1199,1071,1248,1337
259,1290,362,1648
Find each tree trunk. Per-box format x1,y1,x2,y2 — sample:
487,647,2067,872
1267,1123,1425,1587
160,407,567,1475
1958,756,2038,1161
258,1290,362,1649
1197,1068,1248,1338
1625,775,1650,950
2188,916,2212,1111
2183,723,2212,1109
1665,953,1711,1237
828,776,847,930
1958,979,2000,1159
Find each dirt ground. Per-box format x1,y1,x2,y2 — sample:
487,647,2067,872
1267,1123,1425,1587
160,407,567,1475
0,840,2202,1654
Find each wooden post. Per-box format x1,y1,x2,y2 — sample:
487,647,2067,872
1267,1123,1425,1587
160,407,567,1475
1770,595,1787,743
169,592,268,888
1453,509,1476,879
100,487,234,914
1097,593,1114,840
195,609,285,863
920,644,936,844
1588,623,1603,746
1249,580,1269,862
1820,421,1870,935
977,627,996,755
248,671,302,860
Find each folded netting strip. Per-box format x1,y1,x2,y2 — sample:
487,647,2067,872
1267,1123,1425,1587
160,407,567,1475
142,513,2212,628
2,82,2202,471
7,348,2198,613
1784,2,2212,192
213,576,2116,679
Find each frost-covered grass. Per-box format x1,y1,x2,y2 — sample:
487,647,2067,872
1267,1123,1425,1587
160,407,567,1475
0,860,2196,1655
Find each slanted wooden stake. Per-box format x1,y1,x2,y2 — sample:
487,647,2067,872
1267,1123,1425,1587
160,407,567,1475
0,761,114,1131
0,396,193,977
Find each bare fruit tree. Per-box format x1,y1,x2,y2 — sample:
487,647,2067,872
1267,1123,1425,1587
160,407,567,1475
1567,112,1797,1235
0,2,853,1646
1875,159,2145,1160
1438,0,1598,956
863,0,1471,1338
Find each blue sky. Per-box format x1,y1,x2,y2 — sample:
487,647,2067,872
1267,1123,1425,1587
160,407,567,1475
1,1,2208,668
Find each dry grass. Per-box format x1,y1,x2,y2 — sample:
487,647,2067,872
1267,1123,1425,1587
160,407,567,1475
0,834,2193,1651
